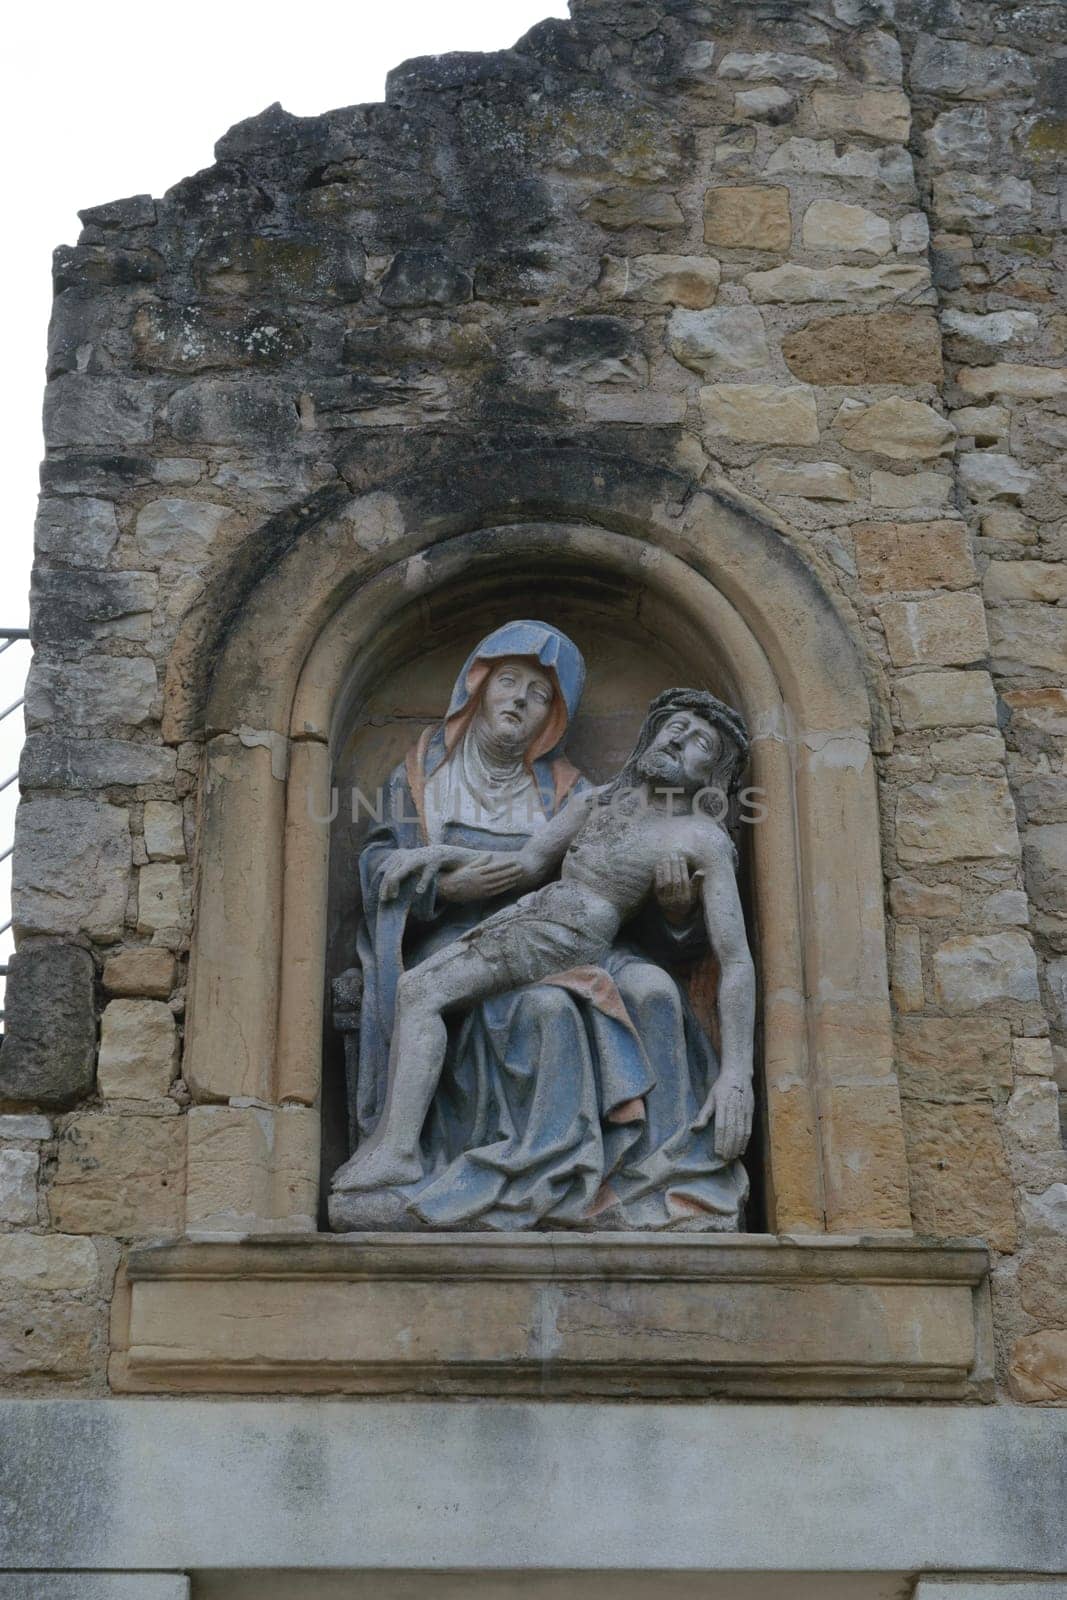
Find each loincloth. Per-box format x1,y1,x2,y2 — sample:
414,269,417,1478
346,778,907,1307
456,882,616,992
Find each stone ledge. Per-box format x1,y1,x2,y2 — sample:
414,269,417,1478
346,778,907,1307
113,1233,992,1400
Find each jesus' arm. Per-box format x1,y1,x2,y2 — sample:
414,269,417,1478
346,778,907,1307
690,825,756,1162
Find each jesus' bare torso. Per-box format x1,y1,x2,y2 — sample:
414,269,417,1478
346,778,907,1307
332,773,756,1197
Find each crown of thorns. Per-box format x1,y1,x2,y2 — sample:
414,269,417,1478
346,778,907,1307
643,688,750,766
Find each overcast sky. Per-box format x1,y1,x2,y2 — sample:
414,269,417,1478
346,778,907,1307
0,0,566,978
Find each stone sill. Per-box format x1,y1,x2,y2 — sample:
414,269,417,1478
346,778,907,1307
112,1232,993,1401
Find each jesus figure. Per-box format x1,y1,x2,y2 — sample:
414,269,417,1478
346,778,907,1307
332,688,756,1196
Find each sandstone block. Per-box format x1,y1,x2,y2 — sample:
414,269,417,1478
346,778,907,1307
752,460,854,500
98,999,178,1100
1022,1184,1067,1238
932,931,1039,1013
782,311,941,386
959,452,1039,502
25,656,158,731
801,199,891,256
889,878,962,919
135,497,233,564
0,1148,39,1224
897,1017,1012,1102
0,1287,99,1380
902,1099,1016,1250
746,262,929,306
985,561,1067,605
582,188,684,231
958,364,1067,402
836,398,955,462
891,926,924,1013
0,1232,97,1291
704,187,791,251
893,670,998,730
0,943,97,1107
854,521,974,594
19,736,176,792
668,307,769,375
812,89,910,143
989,606,1067,674
951,404,1009,444
1023,824,1067,916
933,174,1032,227
896,776,1020,866
930,731,1005,772
880,594,989,667
34,496,118,567
103,947,177,999
910,36,1034,100
137,863,187,935
143,802,186,862
187,1105,317,1231
765,139,914,195
717,51,836,83
597,254,720,308
1012,1037,1055,1079
50,1113,186,1236
870,470,952,509
13,799,130,942
700,383,818,445
1002,687,1067,739
44,375,155,447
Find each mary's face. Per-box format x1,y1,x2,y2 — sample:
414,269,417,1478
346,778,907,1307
477,658,556,753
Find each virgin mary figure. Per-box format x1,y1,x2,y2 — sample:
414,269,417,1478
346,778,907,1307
329,619,749,1232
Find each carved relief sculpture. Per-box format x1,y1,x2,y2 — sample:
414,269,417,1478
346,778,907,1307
330,621,754,1233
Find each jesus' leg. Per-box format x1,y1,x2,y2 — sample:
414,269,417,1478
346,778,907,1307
333,940,502,1192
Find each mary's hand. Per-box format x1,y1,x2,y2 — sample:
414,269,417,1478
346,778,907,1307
379,846,483,902
438,854,524,904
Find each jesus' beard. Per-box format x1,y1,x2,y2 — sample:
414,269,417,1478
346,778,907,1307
636,748,687,787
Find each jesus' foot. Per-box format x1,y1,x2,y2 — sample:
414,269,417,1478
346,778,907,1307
332,1141,424,1193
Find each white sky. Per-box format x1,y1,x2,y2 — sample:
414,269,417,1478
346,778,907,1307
0,0,568,982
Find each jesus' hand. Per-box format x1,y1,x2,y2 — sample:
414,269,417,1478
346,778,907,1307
653,853,699,924
692,1072,754,1162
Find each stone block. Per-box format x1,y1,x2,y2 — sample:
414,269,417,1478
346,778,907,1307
135,497,233,564
137,862,187,935
186,1104,317,1232
870,470,952,509
931,731,1005,772
0,1148,39,1224
933,174,1032,227
959,364,1067,402
133,301,305,373
734,87,795,120
700,383,818,445
880,594,989,667
812,89,910,143
25,655,158,731
1004,1078,1062,1153
43,375,155,447
990,606,1067,675
854,520,974,594
836,398,955,461
19,736,176,792
889,878,962,919
0,1232,97,1291
143,801,186,861
896,1017,1012,1102
0,1284,100,1381
932,931,1039,1013
103,947,176,999
717,51,837,83
704,186,791,251
1022,1184,1067,1238
942,309,1039,346
0,943,97,1106
985,562,1067,604
597,253,720,308
926,106,994,168
960,453,1039,502
668,307,769,375
31,570,158,648
801,199,891,256
896,776,1020,866
765,139,914,195
902,1099,1016,1250
910,35,1034,99
1009,1331,1067,1403
1004,688,1067,740
97,998,178,1099
582,392,686,425
783,311,942,385
50,1113,186,1236
752,460,854,500
0,1115,53,1140
379,248,472,308
34,496,118,567
746,262,929,306
165,380,297,446
893,670,998,730
1024,824,1067,915
0,1580,189,1600
891,925,923,1013
952,404,1009,444
582,187,684,231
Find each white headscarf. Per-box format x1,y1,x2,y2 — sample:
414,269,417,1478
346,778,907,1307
422,723,548,843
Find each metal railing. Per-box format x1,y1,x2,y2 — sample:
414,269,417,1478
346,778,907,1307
0,628,29,1004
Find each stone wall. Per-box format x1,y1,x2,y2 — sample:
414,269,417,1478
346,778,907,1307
1,0,1064,1401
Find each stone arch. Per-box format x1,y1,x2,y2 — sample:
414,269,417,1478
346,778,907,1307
178,447,911,1236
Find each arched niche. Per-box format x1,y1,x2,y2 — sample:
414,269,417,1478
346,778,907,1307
179,450,911,1237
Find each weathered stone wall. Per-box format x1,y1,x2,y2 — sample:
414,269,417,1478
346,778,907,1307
1,0,1065,1401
